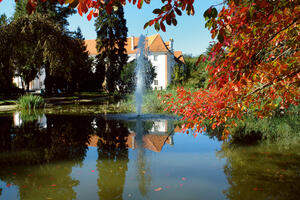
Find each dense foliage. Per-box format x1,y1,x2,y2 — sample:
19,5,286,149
94,3,128,92
0,14,91,93
163,0,300,138
0,0,91,94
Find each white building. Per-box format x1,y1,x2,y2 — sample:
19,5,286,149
85,34,184,90
13,68,46,92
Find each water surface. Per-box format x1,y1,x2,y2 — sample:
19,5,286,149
0,113,299,200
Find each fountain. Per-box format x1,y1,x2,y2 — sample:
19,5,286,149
104,35,178,121
135,35,146,116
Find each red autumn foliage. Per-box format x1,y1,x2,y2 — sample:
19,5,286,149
163,0,299,138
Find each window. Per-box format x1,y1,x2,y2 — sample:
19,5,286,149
154,55,158,61
154,80,158,85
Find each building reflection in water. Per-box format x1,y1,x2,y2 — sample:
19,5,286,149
89,118,175,199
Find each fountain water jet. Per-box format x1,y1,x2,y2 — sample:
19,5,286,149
135,35,146,116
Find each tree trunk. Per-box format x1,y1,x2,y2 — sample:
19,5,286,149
44,62,52,95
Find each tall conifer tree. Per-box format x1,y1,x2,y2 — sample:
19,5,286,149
94,3,128,92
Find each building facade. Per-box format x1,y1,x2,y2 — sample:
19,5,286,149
85,34,184,90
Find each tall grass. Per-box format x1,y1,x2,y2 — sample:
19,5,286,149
17,94,45,110
118,90,171,113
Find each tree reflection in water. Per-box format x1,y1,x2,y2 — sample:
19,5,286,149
95,119,129,200
218,143,300,200
0,114,92,200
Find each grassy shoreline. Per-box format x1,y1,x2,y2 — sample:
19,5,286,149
1,90,299,145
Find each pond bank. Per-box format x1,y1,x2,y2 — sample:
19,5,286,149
0,94,113,113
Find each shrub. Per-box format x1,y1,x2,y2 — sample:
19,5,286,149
17,94,45,110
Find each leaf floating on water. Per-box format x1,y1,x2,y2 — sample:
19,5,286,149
91,170,95,172
253,187,264,191
6,183,11,187
154,187,162,191
180,184,184,187
165,186,170,189
182,177,186,181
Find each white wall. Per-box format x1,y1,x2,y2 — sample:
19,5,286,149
129,52,173,90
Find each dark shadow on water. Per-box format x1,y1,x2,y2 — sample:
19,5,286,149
0,114,93,200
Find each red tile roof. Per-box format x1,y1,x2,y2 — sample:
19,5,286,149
87,133,171,153
85,40,97,55
174,51,185,63
85,34,171,56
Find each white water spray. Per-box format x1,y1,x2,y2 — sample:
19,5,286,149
135,35,146,116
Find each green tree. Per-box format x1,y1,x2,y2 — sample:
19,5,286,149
184,56,209,89
14,0,75,29
0,14,7,26
64,28,93,92
0,15,15,93
12,0,90,94
94,3,128,92
0,15,90,93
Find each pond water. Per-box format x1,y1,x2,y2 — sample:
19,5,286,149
0,113,299,200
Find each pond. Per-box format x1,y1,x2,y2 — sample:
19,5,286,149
0,113,299,200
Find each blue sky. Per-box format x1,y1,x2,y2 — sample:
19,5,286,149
0,0,222,56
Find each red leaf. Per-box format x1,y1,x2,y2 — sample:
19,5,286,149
253,187,264,191
51,184,56,187
154,187,162,191
78,4,83,16
91,170,95,172
57,0,64,5
93,10,99,17
87,10,93,21
160,21,166,32
6,183,11,187
106,3,112,14
137,0,143,9
181,177,186,181
180,183,184,187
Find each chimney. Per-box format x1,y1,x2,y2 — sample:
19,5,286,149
131,36,134,51
169,38,174,51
